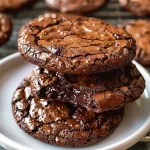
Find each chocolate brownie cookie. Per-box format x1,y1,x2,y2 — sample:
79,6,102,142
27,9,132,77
45,0,106,13
12,78,124,147
0,0,36,13
120,20,150,67
0,13,12,45
30,63,145,113
18,13,136,75
119,0,150,16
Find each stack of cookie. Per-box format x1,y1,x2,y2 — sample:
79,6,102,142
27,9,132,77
12,13,145,147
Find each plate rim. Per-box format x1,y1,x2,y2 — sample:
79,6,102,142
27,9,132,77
0,52,150,150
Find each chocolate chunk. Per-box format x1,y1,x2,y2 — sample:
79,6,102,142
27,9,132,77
30,63,145,113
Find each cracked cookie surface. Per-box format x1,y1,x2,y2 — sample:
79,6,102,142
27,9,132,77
18,13,136,75
30,63,145,113
45,0,106,13
121,20,150,67
12,78,124,147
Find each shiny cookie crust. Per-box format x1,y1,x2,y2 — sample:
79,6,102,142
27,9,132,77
18,13,136,75
12,78,124,147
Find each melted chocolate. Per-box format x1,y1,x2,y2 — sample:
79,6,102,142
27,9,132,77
30,64,145,113
12,78,124,147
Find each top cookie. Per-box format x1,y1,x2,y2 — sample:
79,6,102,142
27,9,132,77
119,0,150,16
45,0,106,13
18,13,136,75
121,20,150,67
0,0,36,13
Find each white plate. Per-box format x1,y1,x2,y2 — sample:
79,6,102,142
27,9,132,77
0,53,150,150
